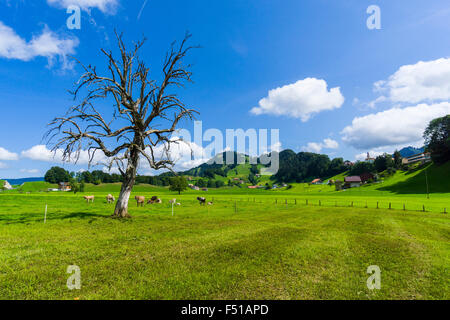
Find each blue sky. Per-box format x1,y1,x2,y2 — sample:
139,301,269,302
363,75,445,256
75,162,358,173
0,0,450,178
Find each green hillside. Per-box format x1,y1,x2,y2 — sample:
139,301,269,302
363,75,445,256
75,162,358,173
376,162,450,194
16,182,57,193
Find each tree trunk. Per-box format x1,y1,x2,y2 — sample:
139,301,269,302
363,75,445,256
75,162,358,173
113,148,139,218
113,176,134,218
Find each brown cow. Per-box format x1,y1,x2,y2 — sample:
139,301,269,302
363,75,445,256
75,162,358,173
83,196,95,203
135,196,145,207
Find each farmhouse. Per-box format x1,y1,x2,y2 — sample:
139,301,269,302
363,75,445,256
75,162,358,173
344,176,362,188
58,182,71,192
311,179,322,185
360,172,374,183
248,186,258,189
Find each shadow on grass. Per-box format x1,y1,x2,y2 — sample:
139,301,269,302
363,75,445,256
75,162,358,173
377,163,448,194
0,211,111,225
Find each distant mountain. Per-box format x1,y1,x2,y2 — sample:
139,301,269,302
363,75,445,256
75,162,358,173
398,146,425,158
1,177,45,186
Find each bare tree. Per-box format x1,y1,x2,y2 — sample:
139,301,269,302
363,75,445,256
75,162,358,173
46,32,198,218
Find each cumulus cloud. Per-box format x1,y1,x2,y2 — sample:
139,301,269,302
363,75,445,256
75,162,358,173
341,102,450,150
47,0,118,13
372,58,450,105
250,78,345,122
0,22,79,69
302,138,339,153
0,147,19,160
21,145,107,165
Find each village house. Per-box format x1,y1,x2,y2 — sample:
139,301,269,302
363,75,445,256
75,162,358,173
311,179,322,185
360,172,374,183
344,176,362,188
58,182,71,192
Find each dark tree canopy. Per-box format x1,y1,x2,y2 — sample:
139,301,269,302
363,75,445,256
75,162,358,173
273,150,347,183
424,115,450,165
169,176,188,194
44,166,71,184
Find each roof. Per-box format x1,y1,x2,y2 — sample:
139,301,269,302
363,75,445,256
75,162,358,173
345,176,362,183
311,179,321,183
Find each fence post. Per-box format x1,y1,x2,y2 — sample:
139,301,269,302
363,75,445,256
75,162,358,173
306,199,308,206
389,203,392,210
377,202,379,209
295,199,297,205
319,200,321,206
423,205,425,212
335,201,337,207
276,199,277,204
403,204,405,211
444,208,447,214
351,201,353,207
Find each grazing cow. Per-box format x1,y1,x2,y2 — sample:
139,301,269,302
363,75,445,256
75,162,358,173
84,196,95,203
169,199,176,205
147,196,162,204
176,203,181,206
207,202,214,206
135,196,145,207
106,194,115,204
197,197,206,205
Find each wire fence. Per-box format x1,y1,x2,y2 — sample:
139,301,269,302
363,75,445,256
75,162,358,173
200,196,449,215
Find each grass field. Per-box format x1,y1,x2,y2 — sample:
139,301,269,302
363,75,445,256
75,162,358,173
1,162,449,300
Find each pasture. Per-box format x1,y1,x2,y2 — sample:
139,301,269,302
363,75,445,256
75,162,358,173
0,187,449,300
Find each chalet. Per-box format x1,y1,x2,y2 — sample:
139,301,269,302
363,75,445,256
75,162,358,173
248,186,258,189
311,179,322,185
58,182,71,192
402,152,431,165
360,172,374,183
344,176,362,188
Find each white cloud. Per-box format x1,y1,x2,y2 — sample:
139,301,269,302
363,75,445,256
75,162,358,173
0,22,79,68
47,0,118,13
367,95,387,109
21,145,107,165
302,138,339,153
250,78,345,122
373,58,450,105
0,147,19,160
20,169,39,174
355,151,385,161
341,102,450,150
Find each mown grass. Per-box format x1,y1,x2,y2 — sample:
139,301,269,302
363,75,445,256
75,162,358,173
0,192,448,300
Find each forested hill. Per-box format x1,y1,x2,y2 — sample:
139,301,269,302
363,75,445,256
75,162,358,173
180,149,349,183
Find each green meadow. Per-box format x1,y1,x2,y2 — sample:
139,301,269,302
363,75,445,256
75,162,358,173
0,162,449,299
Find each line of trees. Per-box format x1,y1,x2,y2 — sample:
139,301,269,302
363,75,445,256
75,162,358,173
273,150,349,183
